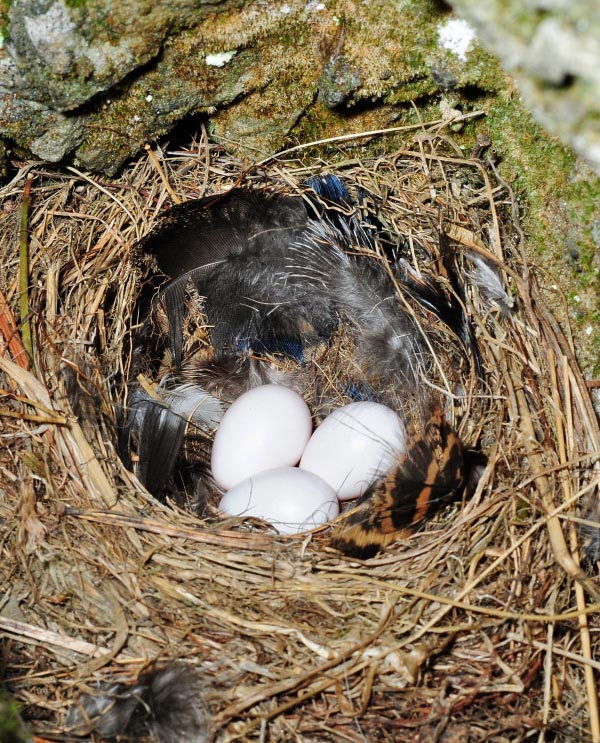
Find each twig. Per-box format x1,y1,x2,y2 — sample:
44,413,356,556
215,601,395,725
66,166,141,240
0,617,105,657
254,112,486,167
19,174,34,365
0,355,118,507
62,506,279,550
144,143,182,204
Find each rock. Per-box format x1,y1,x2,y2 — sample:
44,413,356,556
0,0,496,173
5,0,226,110
2,0,600,173
0,56,86,161
449,0,600,169
318,56,362,108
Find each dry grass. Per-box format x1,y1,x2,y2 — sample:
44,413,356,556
1,121,599,743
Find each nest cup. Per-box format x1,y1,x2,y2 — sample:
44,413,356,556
1,130,599,742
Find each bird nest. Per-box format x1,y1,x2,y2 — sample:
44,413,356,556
1,124,599,743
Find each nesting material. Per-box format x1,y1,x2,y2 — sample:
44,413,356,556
0,128,599,742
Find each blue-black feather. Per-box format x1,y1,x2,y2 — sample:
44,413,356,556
305,174,352,206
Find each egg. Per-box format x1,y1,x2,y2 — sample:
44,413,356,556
211,384,313,490
219,466,339,534
299,401,405,500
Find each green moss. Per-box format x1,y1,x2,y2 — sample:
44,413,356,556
480,95,600,375
0,692,30,743
0,0,10,41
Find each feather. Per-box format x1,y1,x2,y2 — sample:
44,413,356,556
331,407,465,558
397,257,482,377
466,251,515,316
287,214,425,387
181,355,305,402
141,189,307,281
136,178,453,388
192,250,336,360
138,189,317,366
305,173,352,206
302,180,482,379
66,663,209,743
303,174,369,238
123,382,223,495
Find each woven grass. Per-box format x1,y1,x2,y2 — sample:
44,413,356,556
1,121,599,743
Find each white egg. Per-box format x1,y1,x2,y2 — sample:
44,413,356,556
211,384,313,490
219,466,339,534
299,401,405,500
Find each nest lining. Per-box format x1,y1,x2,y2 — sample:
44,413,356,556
0,127,599,742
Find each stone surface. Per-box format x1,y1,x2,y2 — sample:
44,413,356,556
0,0,499,173
1,0,600,175
0,0,238,165
5,0,230,110
449,0,600,169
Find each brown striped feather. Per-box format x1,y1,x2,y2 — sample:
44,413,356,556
331,408,464,558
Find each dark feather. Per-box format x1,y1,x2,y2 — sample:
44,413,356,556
305,173,352,206
66,663,209,743
123,382,223,495
288,215,425,386
138,189,326,365
396,236,483,379
141,189,307,281
303,174,371,240
306,178,482,378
